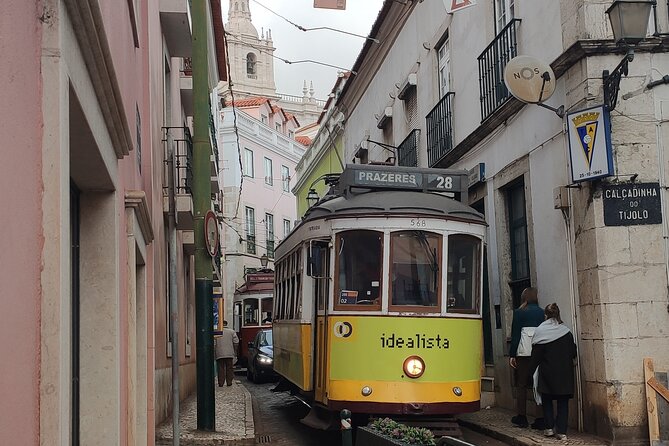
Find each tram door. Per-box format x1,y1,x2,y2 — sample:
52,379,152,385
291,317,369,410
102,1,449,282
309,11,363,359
311,242,330,403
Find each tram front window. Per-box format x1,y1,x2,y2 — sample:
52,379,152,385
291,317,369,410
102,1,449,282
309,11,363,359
390,231,441,308
447,235,481,313
335,230,382,308
243,298,259,326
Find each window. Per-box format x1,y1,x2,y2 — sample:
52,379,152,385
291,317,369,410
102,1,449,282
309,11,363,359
273,248,302,320
437,39,451,98
261,114,268,125
283,219,291,238
266,213,274,259
495,0,515,33
245,207,256,254
288,130,295,139
447,234,481,313
281,165,290,192
335,230,382,310
243,148,254,178
390,231,441,309
264,157,273,185
243,298,259,326
246,52,257,75
261,298,273,324
276,122,282,132
508,181,530,308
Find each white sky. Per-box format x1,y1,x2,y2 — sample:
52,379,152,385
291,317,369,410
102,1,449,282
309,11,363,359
222,0,385,99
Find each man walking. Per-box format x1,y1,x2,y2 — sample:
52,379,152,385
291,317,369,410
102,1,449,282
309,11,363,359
215,321,239,386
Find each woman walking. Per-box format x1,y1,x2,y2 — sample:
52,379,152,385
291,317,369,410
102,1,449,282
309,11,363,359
508,287,544,428
530,303,577,440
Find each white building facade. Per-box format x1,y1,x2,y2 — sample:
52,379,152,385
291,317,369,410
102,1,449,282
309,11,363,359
217,99,306,324
329,0,669,443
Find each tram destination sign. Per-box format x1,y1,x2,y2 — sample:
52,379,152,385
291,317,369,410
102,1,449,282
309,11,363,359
340,164,465,194
603,182,662,226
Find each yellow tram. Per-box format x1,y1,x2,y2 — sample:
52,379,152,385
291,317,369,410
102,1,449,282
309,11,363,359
272,164,486,419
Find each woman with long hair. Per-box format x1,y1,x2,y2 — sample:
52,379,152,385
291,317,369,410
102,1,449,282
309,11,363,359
508,287,544,428
530,303,577,440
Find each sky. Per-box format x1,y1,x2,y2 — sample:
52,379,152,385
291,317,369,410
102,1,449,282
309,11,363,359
221,0,385,100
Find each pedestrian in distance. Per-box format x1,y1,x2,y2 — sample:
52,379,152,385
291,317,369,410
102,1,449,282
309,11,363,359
215,320,239,387
530,303,577,441
508,287,545,429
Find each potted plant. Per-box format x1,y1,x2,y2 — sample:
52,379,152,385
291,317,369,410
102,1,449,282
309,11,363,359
355,418,436,446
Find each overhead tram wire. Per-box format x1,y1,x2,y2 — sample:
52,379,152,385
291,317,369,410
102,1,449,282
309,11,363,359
224,32,357,74
249,0,380,44
221,28,245,219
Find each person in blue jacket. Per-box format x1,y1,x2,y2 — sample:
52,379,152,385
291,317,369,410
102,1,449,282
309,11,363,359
509,287,545,428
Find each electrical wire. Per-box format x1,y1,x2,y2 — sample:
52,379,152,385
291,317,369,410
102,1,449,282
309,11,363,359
224,32,358,75
222,28,245,219
249,0,380,43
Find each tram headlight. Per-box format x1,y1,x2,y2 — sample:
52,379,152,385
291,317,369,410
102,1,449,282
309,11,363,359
403,356,425,379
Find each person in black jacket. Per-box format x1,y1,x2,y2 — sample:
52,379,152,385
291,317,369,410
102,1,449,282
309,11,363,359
508,287,545,428
530,303,577,440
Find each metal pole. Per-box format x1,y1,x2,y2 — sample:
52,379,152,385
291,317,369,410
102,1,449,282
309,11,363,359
166,130,180,445
340,409,352,446
192,0,215,430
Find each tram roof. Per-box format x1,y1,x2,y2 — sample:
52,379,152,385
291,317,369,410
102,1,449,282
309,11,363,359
302,190,485,224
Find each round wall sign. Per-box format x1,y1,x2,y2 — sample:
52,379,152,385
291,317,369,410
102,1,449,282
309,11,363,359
503,55,556,104
204,210,219,257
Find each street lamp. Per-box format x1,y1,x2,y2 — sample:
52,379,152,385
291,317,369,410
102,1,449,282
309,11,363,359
603,0,655,109
260,254,269,268
306,188,320,208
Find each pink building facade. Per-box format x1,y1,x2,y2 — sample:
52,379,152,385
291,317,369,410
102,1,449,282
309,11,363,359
0,0,224,444
218,97,305,323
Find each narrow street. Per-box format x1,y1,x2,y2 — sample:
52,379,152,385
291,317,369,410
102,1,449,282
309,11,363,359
242,376,510,446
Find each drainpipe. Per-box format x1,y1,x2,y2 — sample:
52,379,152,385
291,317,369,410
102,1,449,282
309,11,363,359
166,130,180,445
192,0,216,430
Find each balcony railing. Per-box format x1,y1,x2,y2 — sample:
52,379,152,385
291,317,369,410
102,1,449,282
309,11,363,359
426,92,455,167
163,126,193,195
397,129,420,167
478,18,521,122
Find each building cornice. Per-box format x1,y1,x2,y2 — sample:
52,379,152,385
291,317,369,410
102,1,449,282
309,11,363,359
434,37,669,168
63,0,133,158
125,190,154,243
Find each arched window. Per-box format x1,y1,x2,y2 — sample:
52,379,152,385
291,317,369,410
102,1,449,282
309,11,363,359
246,52,257,75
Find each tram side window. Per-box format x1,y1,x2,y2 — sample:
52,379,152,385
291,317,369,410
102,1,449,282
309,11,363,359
261,297,272,324
447,235,481,313
335,230,382,309
390,231,441,309
274,248,302,320
243,298,259,326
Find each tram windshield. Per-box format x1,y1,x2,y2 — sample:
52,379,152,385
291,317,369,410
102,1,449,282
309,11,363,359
390,231,441,308
335,230,382,309
447,235,481,313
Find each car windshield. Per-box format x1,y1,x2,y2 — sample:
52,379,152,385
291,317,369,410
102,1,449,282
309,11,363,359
259,330,273,347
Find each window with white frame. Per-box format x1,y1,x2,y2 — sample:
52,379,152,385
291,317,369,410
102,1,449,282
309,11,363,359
261,114,268,125
266,213,275,259
246,207,256,254
276,122,282,132
495,0,515,33
264,157,273,185
281,165,290,192
437,39,451,98
243,148,254,178
288,130,295,139
283,219,291,238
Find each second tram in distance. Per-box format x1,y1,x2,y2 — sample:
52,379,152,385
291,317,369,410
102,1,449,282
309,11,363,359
272,164,486,421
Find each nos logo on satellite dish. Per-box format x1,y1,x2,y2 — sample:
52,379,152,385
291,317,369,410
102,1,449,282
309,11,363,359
503,55,556,104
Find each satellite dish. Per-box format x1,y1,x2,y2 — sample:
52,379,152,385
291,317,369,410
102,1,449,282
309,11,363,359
504,55,556,104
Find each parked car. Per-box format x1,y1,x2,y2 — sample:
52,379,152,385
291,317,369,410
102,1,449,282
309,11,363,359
246,329,276,382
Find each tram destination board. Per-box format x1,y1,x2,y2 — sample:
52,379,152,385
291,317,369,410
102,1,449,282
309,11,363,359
341,165,464,193
603,182,662,226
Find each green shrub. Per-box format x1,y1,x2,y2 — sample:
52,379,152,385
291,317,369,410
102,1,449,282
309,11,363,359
369,418,436,446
